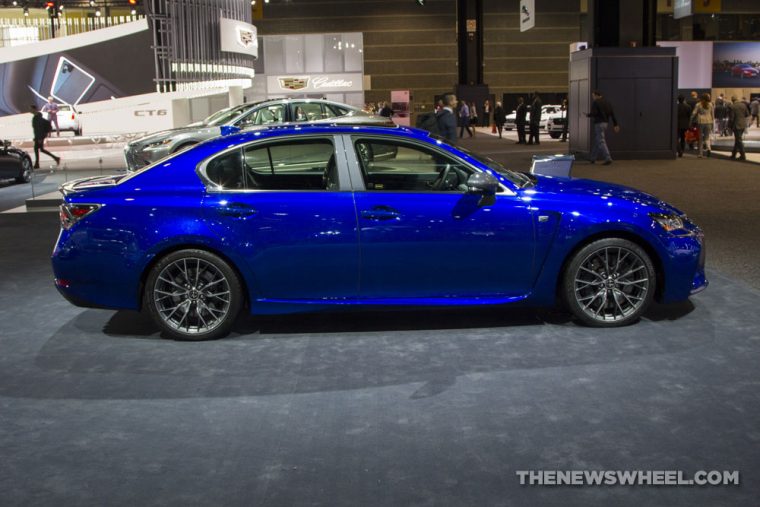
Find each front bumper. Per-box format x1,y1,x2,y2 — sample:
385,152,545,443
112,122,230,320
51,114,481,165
124,144,170,172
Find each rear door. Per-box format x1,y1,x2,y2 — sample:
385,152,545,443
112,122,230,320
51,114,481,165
201,135,360,301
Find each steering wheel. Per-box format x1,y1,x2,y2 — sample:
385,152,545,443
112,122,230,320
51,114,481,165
430,163,455,191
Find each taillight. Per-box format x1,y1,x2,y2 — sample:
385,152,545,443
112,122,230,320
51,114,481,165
60,203,100,230
71,113,75,120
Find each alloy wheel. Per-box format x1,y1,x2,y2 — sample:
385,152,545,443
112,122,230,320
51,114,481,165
153,257,232,335
573,246,650,323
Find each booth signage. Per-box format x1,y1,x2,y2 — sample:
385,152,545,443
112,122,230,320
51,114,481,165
268,73,363,94
220,17,258,58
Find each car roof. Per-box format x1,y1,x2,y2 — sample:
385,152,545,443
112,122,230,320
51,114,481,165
200,124,421,152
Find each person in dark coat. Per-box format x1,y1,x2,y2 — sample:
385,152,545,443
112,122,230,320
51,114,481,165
437,93,458,144
586,90,619,165
528,92,542,145
728,95,749,161
30,105,60,169
676,95,692,157
379,101,393,118
493,101,506,138
560,98,569,142
515,97,527,144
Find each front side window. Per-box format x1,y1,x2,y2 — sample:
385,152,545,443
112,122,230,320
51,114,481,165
353,139,472,192
242,138,337,190
292,102,328,122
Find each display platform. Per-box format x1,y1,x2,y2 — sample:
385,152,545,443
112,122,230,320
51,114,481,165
2,212,760,506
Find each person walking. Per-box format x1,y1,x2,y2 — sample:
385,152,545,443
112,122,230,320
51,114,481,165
515,97,527,144
586,90,619,165
458,101,472,138
527,92,542,145
482,99,491,127
30,104,60,169
560,98,569,142
41,96,60,137
676,95,692,158
469,102,478,135
728,95,749,161
493,101,506,138
750,98,759,128
437,93,458,144
690,93,714,158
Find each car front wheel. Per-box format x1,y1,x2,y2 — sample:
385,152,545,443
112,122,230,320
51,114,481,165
563,238,656,327
144,249,243,340
16,158,32,183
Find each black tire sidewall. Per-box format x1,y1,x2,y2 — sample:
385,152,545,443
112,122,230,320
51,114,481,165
144,249,243,340
563,238,656,327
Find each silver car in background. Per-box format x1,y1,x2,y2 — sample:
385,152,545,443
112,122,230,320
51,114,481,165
124,98,391,171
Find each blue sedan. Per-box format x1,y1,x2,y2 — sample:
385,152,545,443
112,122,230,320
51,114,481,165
52,125,706,340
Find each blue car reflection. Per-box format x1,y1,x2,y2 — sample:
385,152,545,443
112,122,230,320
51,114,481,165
52,125,706,340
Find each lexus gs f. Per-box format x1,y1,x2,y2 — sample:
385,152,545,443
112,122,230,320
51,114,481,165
53,125,707,340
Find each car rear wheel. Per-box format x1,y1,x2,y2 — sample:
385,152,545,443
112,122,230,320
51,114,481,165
549,132,561,139
563,238,655,327
144,249,243,340
16,158,32,183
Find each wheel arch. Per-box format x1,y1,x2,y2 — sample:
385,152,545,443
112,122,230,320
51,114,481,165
138,243,251,310
556,229,666,303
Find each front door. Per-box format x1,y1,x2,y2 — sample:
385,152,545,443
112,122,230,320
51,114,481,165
347,136,535,299
201,135,359,301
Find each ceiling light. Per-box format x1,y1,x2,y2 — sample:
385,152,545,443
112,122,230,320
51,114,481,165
130,8,136,14
95,8,101,16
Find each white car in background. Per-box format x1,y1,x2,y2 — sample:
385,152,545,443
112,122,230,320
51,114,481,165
44,104,83,136
504,104,562,132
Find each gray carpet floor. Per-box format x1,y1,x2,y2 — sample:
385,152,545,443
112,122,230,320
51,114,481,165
1,210,760,506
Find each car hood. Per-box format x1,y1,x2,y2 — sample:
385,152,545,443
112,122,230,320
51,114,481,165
130,126,219,146
526,175,684,215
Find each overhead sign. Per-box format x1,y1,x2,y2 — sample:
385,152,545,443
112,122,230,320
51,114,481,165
267,73,364,94
520,0,535,32
220,17,258,58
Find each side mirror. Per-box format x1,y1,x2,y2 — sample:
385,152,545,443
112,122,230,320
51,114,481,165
466,172,499,195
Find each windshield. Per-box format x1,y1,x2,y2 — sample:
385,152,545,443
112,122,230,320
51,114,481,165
203,104,252,126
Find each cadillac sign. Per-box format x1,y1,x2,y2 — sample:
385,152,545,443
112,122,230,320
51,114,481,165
268,73,363,94
237,26,255,49
278,77,310,91
220,17,258,58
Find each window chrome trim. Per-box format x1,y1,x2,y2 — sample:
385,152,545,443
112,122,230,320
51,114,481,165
196,133,351,193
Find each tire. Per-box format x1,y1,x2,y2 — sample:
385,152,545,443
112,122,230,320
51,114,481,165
16,158,32,184
75,128,82,137
549,132,561,139
562,238,656,327
144,249,243,340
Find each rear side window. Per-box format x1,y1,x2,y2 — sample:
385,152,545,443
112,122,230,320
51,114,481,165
242,138,337,190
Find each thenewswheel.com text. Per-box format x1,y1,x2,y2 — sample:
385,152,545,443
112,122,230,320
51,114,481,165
516,470,740,486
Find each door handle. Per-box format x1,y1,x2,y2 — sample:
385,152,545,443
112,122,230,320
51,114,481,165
217,202,258,218
360,206,400,221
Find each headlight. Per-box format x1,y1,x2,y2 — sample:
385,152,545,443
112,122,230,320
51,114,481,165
649,212,686,233
145,138,172,149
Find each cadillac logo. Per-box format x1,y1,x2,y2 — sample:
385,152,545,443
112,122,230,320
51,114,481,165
278,76,310,91
236,26,256,49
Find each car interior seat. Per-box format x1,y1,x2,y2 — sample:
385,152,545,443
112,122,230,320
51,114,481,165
322,154,339,190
